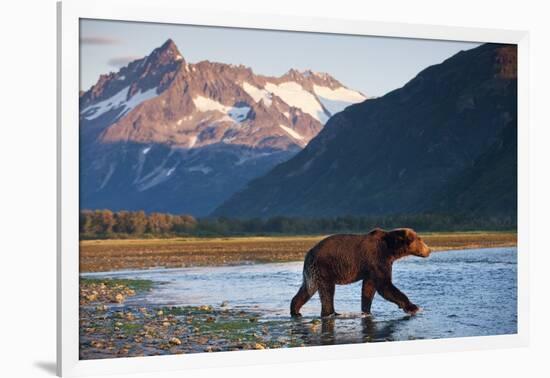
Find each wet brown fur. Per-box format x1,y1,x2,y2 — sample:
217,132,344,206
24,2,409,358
290,228,431,317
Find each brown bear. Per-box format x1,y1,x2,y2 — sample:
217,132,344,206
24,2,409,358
290,228,431,318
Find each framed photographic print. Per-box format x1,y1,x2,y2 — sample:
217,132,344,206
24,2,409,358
57,0,529,376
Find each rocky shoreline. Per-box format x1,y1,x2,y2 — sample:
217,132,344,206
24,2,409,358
79,278,321,359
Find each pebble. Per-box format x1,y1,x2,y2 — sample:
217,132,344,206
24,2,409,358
90,340,104,348
169,337,182,346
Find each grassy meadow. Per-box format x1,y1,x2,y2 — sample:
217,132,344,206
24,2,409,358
80,231,517,272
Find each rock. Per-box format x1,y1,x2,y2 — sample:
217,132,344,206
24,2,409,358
114,293,125,303
85,293,98,302
253,343,265,350
169,337,182,346
162,322,171,327
309,319,321,331
90,340,104,348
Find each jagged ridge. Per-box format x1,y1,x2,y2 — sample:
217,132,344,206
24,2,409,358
79,39,368,216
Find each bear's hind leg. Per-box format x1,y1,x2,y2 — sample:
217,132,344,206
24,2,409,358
291,284,314,317
319,283,337,317
361,279,376,314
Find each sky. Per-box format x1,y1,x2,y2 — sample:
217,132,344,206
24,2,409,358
80,19,480,97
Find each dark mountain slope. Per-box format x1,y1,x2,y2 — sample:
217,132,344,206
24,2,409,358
430,118,517,217
213,43,517,218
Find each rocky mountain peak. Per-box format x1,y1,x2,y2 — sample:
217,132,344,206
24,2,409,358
277,68,346,92
146,38,185,66
80,38,368,150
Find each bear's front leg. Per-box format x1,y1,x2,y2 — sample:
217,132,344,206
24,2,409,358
318,283,337,317
376,281,419,315
361,279,376,314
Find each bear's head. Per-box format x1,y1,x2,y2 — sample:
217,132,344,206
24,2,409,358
383,228,431,259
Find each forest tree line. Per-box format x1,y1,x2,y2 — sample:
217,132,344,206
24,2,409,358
79,209,516,239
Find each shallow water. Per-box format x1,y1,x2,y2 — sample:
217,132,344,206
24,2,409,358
82,247,517,343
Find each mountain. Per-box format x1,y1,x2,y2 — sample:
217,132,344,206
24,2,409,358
79,39,367,216
213,43,517,219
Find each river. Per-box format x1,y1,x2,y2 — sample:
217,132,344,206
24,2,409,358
82,247,517,344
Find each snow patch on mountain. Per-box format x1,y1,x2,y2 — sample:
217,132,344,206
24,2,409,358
81,86,159,120
166,167,176,176
187,135,198,148
313,85,367,115
234,150,274,166
227,106,251,122
137,168,174,191
279,124,304,140
242,82,272,107
187,165,213,175
264,82,329,124
99,163,116,190
193,96,251,123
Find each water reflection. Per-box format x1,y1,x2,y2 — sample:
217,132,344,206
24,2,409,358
287,313,416,346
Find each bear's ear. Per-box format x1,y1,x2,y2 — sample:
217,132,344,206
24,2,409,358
384,229,408,249
368,227,384,235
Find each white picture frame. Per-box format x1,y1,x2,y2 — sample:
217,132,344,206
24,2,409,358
57,0,530,376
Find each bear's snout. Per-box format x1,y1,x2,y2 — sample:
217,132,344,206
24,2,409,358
419,242,431,257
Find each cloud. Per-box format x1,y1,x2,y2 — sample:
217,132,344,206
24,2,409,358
107,56,142,67
80,36,121,45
